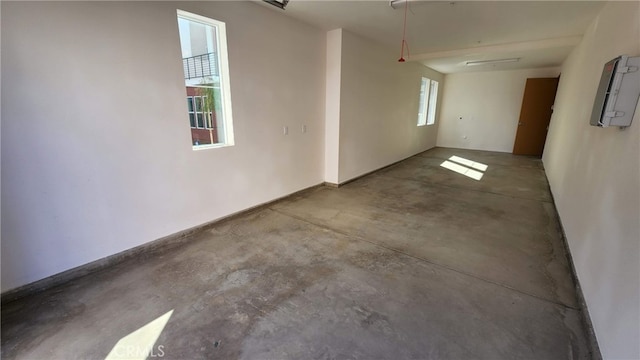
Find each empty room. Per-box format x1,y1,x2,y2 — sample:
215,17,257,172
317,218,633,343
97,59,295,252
1,1,638,359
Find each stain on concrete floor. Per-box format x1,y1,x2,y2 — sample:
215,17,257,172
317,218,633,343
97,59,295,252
1,148,590,359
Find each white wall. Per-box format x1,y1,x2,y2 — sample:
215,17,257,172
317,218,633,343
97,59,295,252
1,2,326,292
336,30,443,183
543,2,640,359
324,29,342,185
437,67,560,153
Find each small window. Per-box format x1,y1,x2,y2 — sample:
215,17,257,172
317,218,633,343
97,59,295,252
417,77,439,126
177,10,234,148
427,79,439,125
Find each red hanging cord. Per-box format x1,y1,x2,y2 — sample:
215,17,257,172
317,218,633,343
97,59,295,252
398,0,409,62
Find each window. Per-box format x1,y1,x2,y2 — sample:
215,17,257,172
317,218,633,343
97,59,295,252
417,77,439,126
427,79,439,125
187,95,213,129
177,10,234,148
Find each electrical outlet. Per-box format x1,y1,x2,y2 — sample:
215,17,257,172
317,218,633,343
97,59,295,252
283,126,288,135
301,124,307,133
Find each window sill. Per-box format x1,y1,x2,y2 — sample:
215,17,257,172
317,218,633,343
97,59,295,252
192,143,234,151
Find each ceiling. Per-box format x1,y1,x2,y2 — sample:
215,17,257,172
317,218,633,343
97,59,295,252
260,0,606,73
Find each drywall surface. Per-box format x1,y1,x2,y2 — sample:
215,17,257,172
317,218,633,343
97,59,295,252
337,30,443,182
324,29,342,184
437,67,560,153
1,2,325,291
543,2,640,359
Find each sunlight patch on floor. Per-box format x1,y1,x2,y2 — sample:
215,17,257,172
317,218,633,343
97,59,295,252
448,156,488,171
105,310,173,360
440,156,488,180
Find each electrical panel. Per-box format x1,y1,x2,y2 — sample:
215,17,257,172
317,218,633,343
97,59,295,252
590,55,640,128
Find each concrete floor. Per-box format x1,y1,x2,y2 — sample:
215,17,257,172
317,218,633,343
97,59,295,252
1,147,591,359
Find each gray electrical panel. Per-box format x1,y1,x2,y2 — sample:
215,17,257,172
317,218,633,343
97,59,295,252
590,55,640,128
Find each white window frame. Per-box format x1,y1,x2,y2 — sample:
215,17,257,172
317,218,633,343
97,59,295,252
177,10,235,150
427,79,438,125
417,77,438,126
417,77,429,126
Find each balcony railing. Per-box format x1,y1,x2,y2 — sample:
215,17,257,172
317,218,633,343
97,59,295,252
183,52,218,80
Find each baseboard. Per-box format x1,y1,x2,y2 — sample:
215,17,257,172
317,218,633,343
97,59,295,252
547,186,602,360
1,182,325,305
327,147,435,188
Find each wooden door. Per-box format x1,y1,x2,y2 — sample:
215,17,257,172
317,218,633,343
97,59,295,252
512,78,559,156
